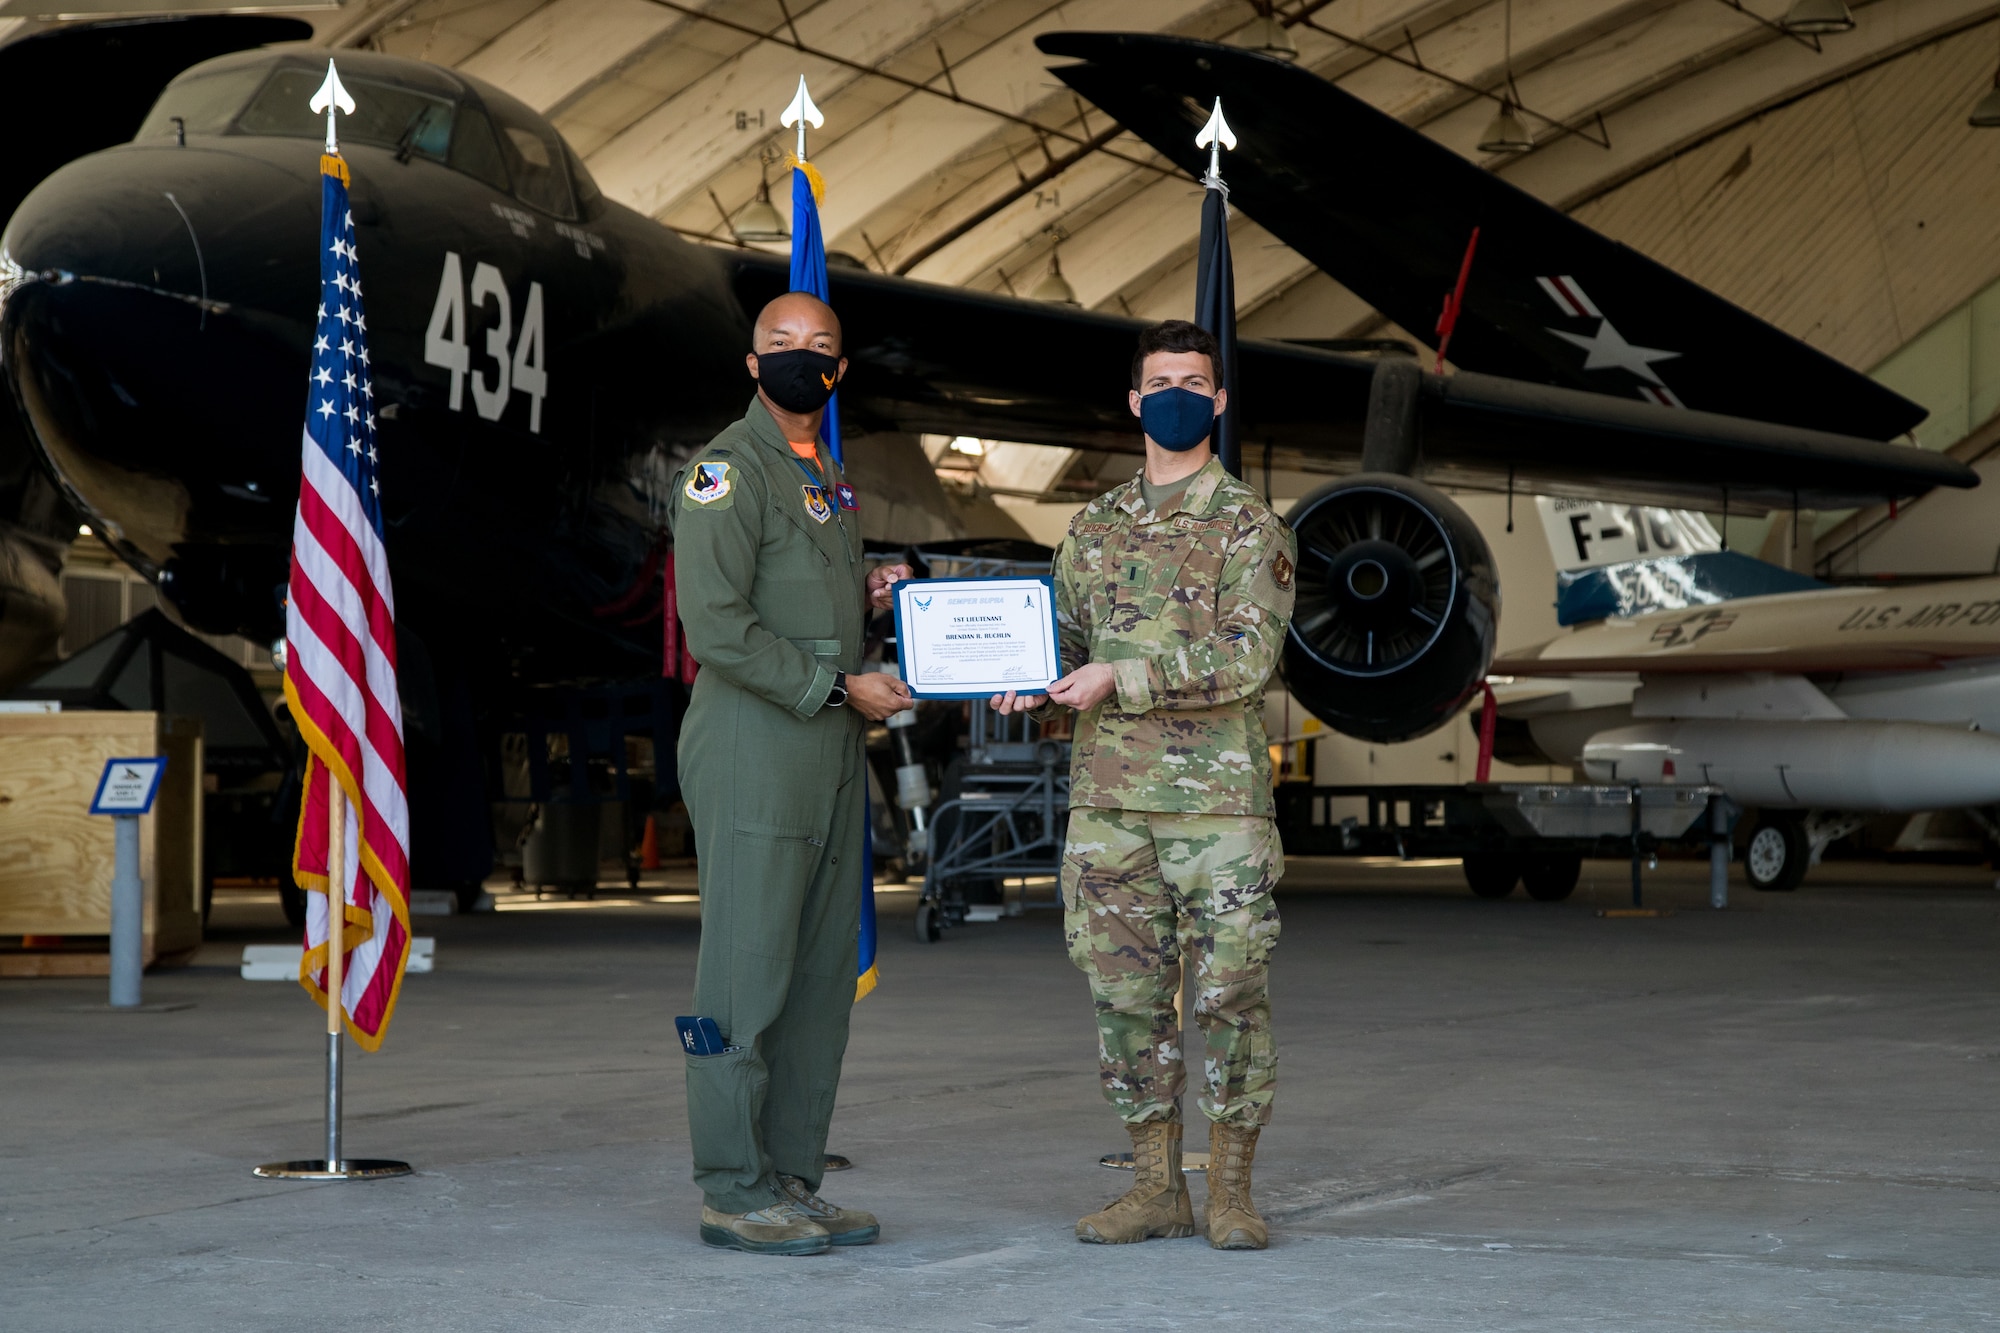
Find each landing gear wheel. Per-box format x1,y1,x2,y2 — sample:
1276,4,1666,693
1745,815,1809,892
1462,853,1520,899
1521,852,1582,902
914,901,942,943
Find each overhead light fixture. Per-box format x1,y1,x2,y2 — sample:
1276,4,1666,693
1030,251,1080,305
1972,81,2000,127
1480,0,1533,155
1478,100,1534,154
731,176,788,244
1975,55,2000,128
1780,0,1855,35
948,436,986,456
1231,12,1299,61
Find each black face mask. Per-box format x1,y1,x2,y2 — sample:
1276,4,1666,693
755,348,841,413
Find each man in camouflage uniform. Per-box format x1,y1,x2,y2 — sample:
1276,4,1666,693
993,320,1296,1250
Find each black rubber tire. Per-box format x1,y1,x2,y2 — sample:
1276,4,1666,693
1745,815,1809,892
1462,852,1520,899
914,901,942,943
1521,852,1582,902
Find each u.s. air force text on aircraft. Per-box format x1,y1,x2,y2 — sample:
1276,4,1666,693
1839,601,2000,632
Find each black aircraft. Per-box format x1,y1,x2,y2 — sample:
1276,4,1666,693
1041,32,1922,439
0,26,1974,882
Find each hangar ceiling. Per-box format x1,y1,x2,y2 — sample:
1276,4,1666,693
273,0,2000,353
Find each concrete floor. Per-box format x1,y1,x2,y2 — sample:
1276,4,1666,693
5,857,2000,1330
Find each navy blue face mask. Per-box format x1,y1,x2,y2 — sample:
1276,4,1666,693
1139,385,1218,452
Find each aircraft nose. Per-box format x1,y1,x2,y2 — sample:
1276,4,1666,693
0,143,315,579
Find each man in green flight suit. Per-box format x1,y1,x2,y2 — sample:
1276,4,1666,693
672,291,913,1255
994,320,1297,1250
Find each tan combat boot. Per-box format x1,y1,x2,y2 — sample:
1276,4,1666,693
1076,1119,1196,1243
777,1174,881,1246
698,1198,830,1255
1205,1120,1269,1250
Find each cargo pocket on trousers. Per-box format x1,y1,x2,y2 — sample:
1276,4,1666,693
685,1045,768,1180
727,822,826,970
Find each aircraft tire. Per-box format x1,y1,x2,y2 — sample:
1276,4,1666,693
1745,815,1809,892
1521,852,1582,901
1462,852,1520,899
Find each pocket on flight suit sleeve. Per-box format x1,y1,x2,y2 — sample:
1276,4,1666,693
685,1044,769,1183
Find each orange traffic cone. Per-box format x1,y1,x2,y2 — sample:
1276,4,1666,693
640,815,660,870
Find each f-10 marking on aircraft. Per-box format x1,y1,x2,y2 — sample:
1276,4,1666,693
1537,274,1683,400
423,250,548,431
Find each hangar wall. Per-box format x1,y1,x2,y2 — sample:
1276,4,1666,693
1566,18,2000,383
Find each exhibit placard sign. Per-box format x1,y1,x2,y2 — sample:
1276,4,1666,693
89,756,168,816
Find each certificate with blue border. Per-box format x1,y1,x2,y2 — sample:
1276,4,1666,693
891,576,1061,699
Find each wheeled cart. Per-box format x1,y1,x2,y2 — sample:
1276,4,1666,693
912,709,1069,942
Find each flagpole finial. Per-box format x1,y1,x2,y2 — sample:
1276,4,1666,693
1195,97,1236,188
781,75,824,163
309,59,356,154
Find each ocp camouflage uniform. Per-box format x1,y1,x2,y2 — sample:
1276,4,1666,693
1049,456,1297,1128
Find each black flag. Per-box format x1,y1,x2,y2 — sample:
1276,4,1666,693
1195,181,1240,478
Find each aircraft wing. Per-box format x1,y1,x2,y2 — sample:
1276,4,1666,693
1495,577,2000,675
731,256,1972,513
1039,32,1927,443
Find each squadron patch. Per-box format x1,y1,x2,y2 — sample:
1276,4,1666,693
835,483,859,512
1272,552,1294,591
683,461,733,506
801,483,833,524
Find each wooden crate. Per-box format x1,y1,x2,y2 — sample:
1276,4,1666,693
0,711,204,975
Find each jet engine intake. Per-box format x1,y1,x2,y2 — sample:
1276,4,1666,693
1282,473,1498,743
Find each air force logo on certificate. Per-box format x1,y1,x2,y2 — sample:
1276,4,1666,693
891,576,1061,699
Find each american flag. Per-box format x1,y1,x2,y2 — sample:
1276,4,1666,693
283,150,412,1051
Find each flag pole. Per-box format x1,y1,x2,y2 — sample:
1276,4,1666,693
324,781,345,1170
252,60,410,1183
254,771,408,1179
1193,98,1241,480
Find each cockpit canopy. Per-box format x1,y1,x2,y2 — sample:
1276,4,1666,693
135,47,601,221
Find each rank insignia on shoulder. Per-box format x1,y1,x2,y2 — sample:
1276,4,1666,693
835,483,859,512
1272,551,1295,591
802,483,833,524
684,461,732,505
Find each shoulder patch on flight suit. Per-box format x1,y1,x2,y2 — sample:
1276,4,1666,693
682,459,735,510
1272,552,1294,590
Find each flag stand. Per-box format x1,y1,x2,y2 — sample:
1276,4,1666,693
255,782,411,1181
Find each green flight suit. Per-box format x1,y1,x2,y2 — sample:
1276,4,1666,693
670,395,869,1214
